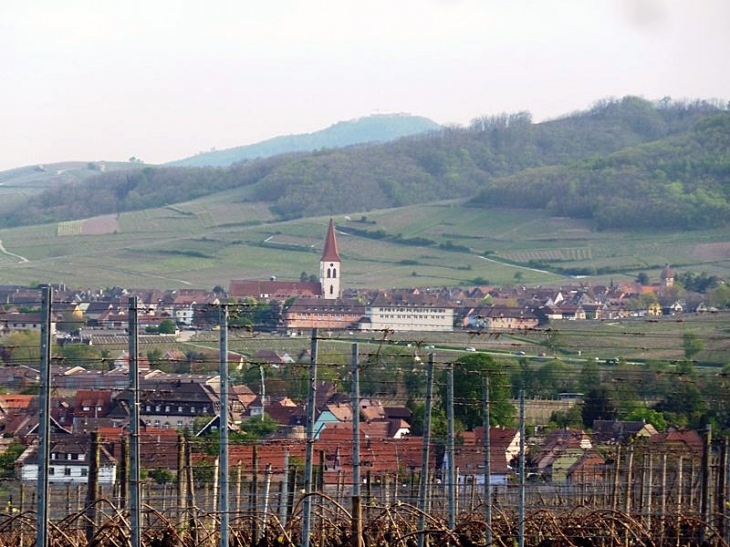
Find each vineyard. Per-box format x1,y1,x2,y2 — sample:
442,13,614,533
2,431,729,547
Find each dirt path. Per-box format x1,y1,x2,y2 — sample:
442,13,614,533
0,239,29,263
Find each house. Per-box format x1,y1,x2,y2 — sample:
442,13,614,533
18,435,117,485
466,306,540,332
531,429,592,483
0,312,57,337
446,427,521,486
592,420,658,445
283,297,365,331
111,379,220,431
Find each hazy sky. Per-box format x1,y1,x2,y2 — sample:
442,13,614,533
1,0,728,171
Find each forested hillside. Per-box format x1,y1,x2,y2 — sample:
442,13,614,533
471,112,730,229
2,97,728,230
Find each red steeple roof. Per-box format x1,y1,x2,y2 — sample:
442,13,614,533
321,218,340,262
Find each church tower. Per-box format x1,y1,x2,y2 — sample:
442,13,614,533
320,218,341,299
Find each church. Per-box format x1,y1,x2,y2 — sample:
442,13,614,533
230,219,454,332
229,219,343,302
229,220,365,331
281,219,367,330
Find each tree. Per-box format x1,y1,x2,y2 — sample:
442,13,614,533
581,386,618,427
158,319,177,334
0,331,43,366
682,332,703,361
579,360,601,394
439,353,515,430
59,343,103,368
636,272,650,286
56,309,85,333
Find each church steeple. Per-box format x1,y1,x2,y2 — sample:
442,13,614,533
320,219,341,299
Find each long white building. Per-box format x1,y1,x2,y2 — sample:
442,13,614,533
359,291,454,332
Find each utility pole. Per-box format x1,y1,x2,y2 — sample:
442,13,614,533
128,296,141,547
219,305,229,547
417,353,435,547
483,376,491,547
351,343,363,547
36,285,52,547
301,328,319,547
446,362,456,531
518,390,525,547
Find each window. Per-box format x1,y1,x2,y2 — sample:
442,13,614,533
81,468,88,477
155,405,161,412
178,406,183,413
154,420,160,427
64,468,71,476
49,468,55,475
165,405,170,413
177,421,183,428
145,405,151,412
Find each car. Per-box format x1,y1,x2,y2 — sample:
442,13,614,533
515,350,526,356
465,347,477,352
425,344,435,349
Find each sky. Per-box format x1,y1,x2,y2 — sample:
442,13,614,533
1,0,729,171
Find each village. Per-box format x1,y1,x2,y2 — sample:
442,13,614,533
0,219,725,546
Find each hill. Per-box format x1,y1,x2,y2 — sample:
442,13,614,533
1,97,728,232
471,112,730,230
165,113,442,167
0,196,728,291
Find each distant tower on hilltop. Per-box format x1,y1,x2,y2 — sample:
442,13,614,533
320,218,341,299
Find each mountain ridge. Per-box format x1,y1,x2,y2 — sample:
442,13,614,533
165,113,442,167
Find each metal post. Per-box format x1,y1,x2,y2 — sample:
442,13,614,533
352,343,361,496
518,389,525,547
351,343,363,547
701,425,712,538
85,431,100,543
128,296,141,547
280,450,290,528
483,376,492,547
446,362,456,531
417,353,435,547
724,437,730,547
219,305,229,547
36,285,52,547
301,328,319,547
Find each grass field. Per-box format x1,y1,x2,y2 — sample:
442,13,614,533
0,195,728,291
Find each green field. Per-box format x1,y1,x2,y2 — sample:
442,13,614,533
0,194,728,291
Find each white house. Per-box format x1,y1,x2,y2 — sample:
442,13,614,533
18,436,117,485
